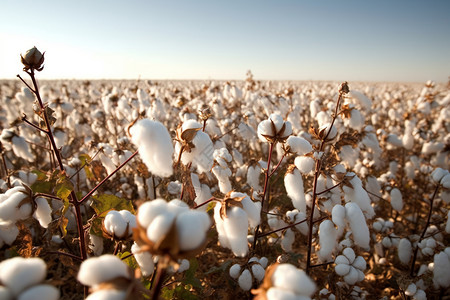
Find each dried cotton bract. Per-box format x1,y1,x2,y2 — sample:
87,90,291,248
257,113,292,143
129,119,174,178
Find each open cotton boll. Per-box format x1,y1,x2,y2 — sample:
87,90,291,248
85,289,127,300
342,174,374,219
285,167,306,213
167,199,189,216
266,287,303,300
0,190,31,225
319,123,337,140
446,211,450,234
390,188,403,212
271,264,316,297
136,199,168,228
11,135,34,162
318,220,337,262
433,251,450,288
146,211,176,243
181,131,214,173
251,263,266,282
281,228,295,252
0,257,47,297
345,203,370,249
398,238,412,265
247,164,262,192
212,165,232,194
294,156,315,174
175,210,210,251
431,168,449,183
231,192,260,228
131,242,154,276
348,90,372,110
129,119,174,178
0,286,13,300
285,136,312,155
229,264,241,279
18,284,60,300
33,197,52,228
0,223,19,246
238,269,253,291
223,206,249,257
77,255,130,287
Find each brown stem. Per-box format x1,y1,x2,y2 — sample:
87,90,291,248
410,184,440,277
79,150,138,204
193,197,216,209
113,241,121,256
269,152,286,177
150,255,169,300
1,153,11,188
45,251,83,262
21,115,48,134
257,217,308,239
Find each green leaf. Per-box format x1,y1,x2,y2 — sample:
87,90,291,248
183,259,201,289
118,251,138,270
91,194,135,217
55,173,74,201
79,153,95,181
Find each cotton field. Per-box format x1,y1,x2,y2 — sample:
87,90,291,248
0,49,449,299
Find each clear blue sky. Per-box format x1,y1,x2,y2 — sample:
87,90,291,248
1,0,449,82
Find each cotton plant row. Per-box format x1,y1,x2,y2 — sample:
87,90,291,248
0,47,448,299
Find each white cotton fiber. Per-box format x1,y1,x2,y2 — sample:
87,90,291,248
294,156,315,174
433,251,450,288
0,286,12,300
137,199,168,228
285,136,312,155
446,211,450,234
131,242,154,276
284,168,306,213
33,197,53,228
183,131,214,173
223,207,249,257
247,165,262,192
77,255,130,287
238,269,252,291
272,264,316,297
130,119,174,178
229,264,241,279
0,257,47,297
266,288,300,300
235,192,260,228
0,224,20,246
251,264,265,282
332,204,346,229
281,228,295,252
85,289,127,300
103,210,127,238
146,211,176,243
0,190,30,225
390,188,403,212
167,199,189,216
342,174,374,219
318,220,337,262
176,210,210,251
398,238,412,265
12,136,34,162
18,284,60,300
345,203,370,249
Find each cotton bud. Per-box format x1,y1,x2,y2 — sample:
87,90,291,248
257,113,292,143
103,210,136,239
20,47,45,71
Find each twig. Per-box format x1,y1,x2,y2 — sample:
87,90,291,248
193,197,216,209
45,251,83,262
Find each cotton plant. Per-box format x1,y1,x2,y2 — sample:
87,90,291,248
252,263,316,300
102,209,137,240
213,191,261,257
334,247,366,285
0,257,59,300
229,256,268,291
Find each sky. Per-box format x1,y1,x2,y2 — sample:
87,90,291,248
1,0,449,82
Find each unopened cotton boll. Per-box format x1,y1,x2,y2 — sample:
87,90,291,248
77,255,130,287
17,284,60,300
129,119,174,178
390,188,403,212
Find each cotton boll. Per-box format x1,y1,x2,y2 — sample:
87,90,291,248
398,238,412,265
85,289,127,300
284,167,306,213
247,164,262,192
390,188,403,212
89,234,104,256
167,199,189,216
294,156,315,174
146,211,176,243
238,269,253,291
130,119,174,178
271,264,316,297
223,207,249,257
344,267,360,285
342,174,374,218
77,255,130,287
331,205,346,229
131,243,154,276
251,264,265,282
319,123,337,141
176,210,210,251
184,131,214,173
434,251,450,288
0,190,31,225
345,203,370,249
0,257,47,297
281,228,295,252
235,192,261,228
285,136,312,155
11,135,34,162
266,288,301,300
229,264,241,279
446,211,450,234
17,284,59,300
431,168,448,183
0,286,13,300
318,220,337,262
137,199,168,228
33,197,53,228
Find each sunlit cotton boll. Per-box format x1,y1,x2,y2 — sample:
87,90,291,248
11,135,34,162
398,238,412,265
390,188,403,212
257,113,292,143
294,156,315,174
33,197,53,228
284,167,306,213
318,220,338,262
345,203,370,250
270,264,316,299
85,289,127,300
175,210,211,251
131,242,154,276
0,257,47,297
103,210,136,239
129,119,174,178
77,255,130,288
17,284,60,300
285,136,312,155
